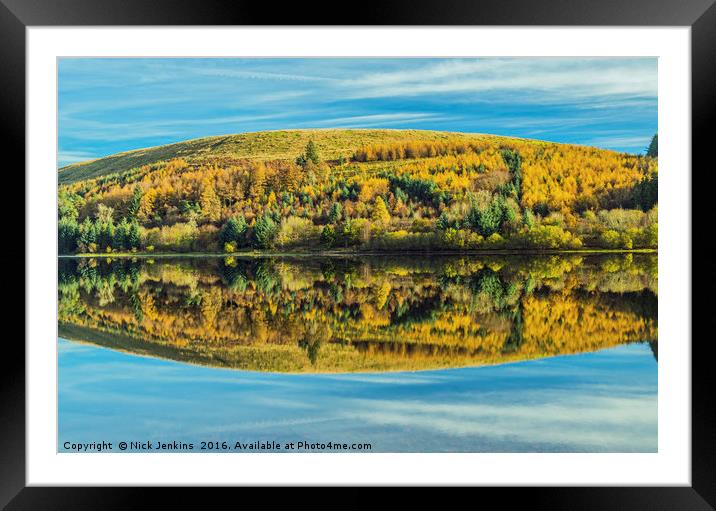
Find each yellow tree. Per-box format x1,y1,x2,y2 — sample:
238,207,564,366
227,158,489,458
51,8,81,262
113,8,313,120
200,178,221,222
138,188,158,222
277,162,301,192
247,162,267,198
371,196,391,228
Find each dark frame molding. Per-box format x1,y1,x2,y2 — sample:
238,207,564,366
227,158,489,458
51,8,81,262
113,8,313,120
4,0,712,507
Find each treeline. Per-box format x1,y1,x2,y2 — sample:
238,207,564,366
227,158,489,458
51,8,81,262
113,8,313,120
352,139,496,162
58,136,658,254
59,204,141,254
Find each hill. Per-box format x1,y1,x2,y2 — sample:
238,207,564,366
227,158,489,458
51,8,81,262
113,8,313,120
57,129,658,254
58,129,504,184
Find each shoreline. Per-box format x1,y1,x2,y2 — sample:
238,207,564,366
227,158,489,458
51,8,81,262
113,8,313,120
59,248,658,259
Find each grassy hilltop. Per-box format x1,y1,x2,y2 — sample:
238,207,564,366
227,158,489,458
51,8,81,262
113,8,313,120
59,129,494,184
58,129,658,254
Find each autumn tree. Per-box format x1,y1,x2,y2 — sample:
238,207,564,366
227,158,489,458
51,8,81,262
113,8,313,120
95,203,114,224
138,188,158,222
200,178,222,222
247,162,267,198
277,162,302,192
58,189,81,220
371,197,391,228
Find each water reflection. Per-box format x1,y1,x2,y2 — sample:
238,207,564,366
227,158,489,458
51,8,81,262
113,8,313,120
58,254,657,373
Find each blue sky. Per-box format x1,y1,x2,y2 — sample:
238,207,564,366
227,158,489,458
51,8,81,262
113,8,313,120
58,58,657,167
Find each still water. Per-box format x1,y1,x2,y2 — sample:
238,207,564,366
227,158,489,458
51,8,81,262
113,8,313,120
58,253,657,452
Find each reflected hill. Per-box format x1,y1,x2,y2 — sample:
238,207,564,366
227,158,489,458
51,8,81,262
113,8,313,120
58,254,657,373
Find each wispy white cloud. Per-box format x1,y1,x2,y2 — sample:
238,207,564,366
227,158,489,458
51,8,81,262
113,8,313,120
343,58,657,102
183,66,338,83
339,393,657,451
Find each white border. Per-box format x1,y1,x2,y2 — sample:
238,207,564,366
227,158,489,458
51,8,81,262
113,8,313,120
27,27,691,486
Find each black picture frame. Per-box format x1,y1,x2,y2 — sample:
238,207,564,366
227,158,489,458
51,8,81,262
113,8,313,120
3,0,711,506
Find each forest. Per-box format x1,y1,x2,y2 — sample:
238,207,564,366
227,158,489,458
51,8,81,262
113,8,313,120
58,254,658,372
57,130,658,254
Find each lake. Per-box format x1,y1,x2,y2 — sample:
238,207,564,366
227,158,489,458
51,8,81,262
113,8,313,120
58,253,658,452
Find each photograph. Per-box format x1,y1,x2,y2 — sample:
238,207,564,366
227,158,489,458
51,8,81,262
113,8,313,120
2,0,708,500
56,57,659,454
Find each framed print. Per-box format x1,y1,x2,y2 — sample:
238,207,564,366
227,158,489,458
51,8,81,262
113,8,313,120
5,0,713,506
